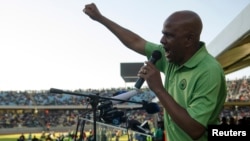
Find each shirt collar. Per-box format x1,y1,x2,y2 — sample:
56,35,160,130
182,42,207,68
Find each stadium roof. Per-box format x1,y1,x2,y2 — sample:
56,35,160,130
208,3,250,74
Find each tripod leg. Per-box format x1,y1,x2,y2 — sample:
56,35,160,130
74,117,81,141
79,119,86,141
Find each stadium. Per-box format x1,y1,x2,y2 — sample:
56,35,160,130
1,2,250,141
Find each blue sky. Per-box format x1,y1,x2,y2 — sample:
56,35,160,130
0,0,249,91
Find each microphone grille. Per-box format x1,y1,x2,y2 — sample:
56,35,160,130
152,50,162,60
145,103,160,114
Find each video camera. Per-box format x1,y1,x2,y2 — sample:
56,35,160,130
97,100,127,125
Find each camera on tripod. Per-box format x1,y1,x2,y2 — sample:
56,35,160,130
97,100,127,125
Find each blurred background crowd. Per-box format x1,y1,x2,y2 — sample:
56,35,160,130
0,76,249,131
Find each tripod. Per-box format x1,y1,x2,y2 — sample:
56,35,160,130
49,88,143,141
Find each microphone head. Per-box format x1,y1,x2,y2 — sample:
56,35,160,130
152,50,162,61
144,102,160,114
49,88,64,94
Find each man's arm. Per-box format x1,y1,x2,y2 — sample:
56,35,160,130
139,62,206,140
83,3,146,55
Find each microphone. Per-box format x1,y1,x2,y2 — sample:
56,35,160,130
125,101,160,114
134,50,162,89
127,119,151,134
50,88,159,114
136,120,151,134
49,88,64,94
49,88,139,105
111,90,139,104
104,90,160,114
143,101,160,114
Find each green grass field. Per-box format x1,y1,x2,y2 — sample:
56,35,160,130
0,133,41,141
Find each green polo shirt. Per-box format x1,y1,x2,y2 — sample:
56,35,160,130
145,41,227,141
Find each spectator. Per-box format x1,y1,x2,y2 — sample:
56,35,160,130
229,117,236,125
87,130,94,141
154,121,164,141
17,133,25,141
220,116,228,126
32,135,39,141
28,132,32,141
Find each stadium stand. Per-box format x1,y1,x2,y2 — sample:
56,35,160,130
0,76,249,133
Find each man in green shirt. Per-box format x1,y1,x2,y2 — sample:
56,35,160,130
83,3,227,141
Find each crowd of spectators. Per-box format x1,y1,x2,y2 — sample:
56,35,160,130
0,88,156,106
226,76,250,102
0,76,249,131
0,87,158,130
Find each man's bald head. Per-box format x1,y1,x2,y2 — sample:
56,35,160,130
165,10,203,42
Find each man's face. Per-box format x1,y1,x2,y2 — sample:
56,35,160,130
160,20,187,65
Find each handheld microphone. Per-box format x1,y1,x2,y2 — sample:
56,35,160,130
134,50,162,89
